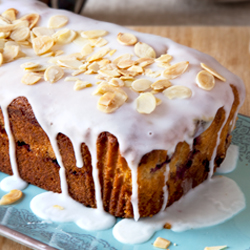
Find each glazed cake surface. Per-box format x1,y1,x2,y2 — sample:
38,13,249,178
0,0,245,224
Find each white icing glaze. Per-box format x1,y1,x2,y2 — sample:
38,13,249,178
0,0,245,236
113,176,246,244
217,144,239,174
30,191,116,231
0,175,28,192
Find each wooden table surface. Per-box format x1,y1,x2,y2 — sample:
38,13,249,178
0,26,249,250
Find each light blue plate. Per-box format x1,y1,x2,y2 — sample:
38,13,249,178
0,114,250,250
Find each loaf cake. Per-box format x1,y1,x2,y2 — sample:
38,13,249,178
0,0,245,223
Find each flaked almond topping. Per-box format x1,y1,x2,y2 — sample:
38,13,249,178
53,28,76,44
79,62,90,70
134,42,156,59
87,47,110,62
10,27,30,41
53,205,64,210
57,59,83,69
117,60,135,69
20,13,40,29
117,32,137,46
90,37,108,47
3,44,20,63
109,78,124,87
157,62,171,68
72,69,86,76
81,30,108,39
127,65,143,73
41,51,54,57
81,43,94,57
204,246,227,250
163,85,192,100
201,63,226,82
25,65,47,72
21,72,42,85
0,53,3,66
0,190,22,205
196,70,215,90
65,77,79,81
109,49,116,56
0,31,10,39
98,91,127,113
131,79,152,92
20,62,40,69
151,79,172,91
54,50,64,56
44,65,64,83
118,69,138,77
88,61,100,72
2,8,18,22
98,68,120,78
155,54,172,63
74,80,92,90
156,97,162,106
153,237,171,249
32,36,54,55
113,53,132,65
145,68,162,78
32,27,55,37
136,92,156,114
73,34,89,47
93,82,127,97
123,79,134,87
162,61,189,79
48,15,68,29
136,57,155,67
97,58,111,68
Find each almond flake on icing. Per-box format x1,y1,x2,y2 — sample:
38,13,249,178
2,8,18,22
32,36,54,55
10,27,30,41
109,78,124,87
117,60,135,69
19,13,39,29
136,57,155,67
151,79,172,91
21,73,42,85
3,44,20,62
87,47,110,62
57,59,83,69
0,190,22,205
53,28,76,44
32,27,55,37
90,37,108,47
48,15,68,29
53,205,64,210
136,92,156,114
74,80,92,91
163,85,192,100
113,53,132,65
134,42,156,59
162,61,189,79
44,65,64,83
155,54,172,63
201,63,226,82
117,32,137,46
196,70,215,90
0,53,3,66
81,30,108,39
131,79,152,92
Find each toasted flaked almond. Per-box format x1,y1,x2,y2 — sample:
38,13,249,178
79,62,90,70
21,72,42,85
113,53,132,65
0,23,15,33
3,44,19,63
155,97,162,106
95,74,111,82
127,65,143,74
162,61,189,79
136,92,156,114
20,62,40,69
118,69,138,77
90,37,108,47
151,79,172,91
134,42,156,59
0,31,10,39
25,65,47,72
85,69,96,75
74,80,92,90
44,65,64,83
10,27,30,41
117,32,137,46
0,40,5,49
101,63,117,71
32,36,54,55
155,54,172,63
196,70,215,90
73,34,89,47
2,8,18,22
97,58,111,68
93,82,127,96
98,68,120,77
81,43,94,57
163,85,192,99
109,78,124,87
117,60,135,69
87,47,110,62
132,79,152,92
53,205,64,210
48,15,68,29
81,30,108,39
20,13,39,29
157,62,171,68
32,27,55,37
153,237,171,249
12,19,29,29
5,41,18,47
204,246,227,250
72,69,86,76
200,63,226,82
0,190,22,205
54,50,64,56
57,59,83,69
53,28,76,44
123,79,134,87
136,57,155,67
17,40,32,47
98,91,127,113
88,61,100,72
0,53,3,66
65,77,79,81
41,51,54,57
109,49,116,56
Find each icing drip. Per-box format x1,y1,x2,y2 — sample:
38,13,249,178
161,163,170,212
